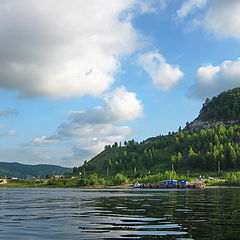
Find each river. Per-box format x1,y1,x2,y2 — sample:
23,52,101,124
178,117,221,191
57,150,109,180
0,187,239,239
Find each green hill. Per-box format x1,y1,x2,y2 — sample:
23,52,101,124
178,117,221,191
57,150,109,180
198,88,240,121
0,162,71,178
74,88,240,177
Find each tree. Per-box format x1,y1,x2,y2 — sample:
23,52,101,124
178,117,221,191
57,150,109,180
114,173,128,185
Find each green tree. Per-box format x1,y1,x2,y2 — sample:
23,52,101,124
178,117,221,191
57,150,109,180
114,173,128,185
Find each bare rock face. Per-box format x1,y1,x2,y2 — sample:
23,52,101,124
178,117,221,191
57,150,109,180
184,119,239,133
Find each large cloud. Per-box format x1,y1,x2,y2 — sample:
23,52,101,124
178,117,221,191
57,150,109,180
138,52,184,91
57,86,143,138
30,87,143,164
66,87,143,125
205,0,240,39
0,0,138,98
177,0,240,40
189,59,240,99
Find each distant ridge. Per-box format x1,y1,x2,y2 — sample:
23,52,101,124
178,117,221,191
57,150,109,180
0,162,71,178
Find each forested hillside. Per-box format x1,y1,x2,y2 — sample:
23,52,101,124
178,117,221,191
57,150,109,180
74,88,240,177
198,88,240,121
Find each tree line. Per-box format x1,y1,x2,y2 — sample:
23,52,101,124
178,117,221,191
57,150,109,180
73,125,240,177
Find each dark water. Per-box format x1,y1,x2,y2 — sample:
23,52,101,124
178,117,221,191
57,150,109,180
0,188,240,239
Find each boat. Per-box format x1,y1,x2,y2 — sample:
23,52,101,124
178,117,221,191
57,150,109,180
133,182,142,188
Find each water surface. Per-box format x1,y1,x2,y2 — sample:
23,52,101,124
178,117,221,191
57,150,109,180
0,187,240,239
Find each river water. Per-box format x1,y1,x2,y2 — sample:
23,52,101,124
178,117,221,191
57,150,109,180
0,187,240,239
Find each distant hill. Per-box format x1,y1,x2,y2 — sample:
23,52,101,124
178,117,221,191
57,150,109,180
0,162,71,178
73,88,240,177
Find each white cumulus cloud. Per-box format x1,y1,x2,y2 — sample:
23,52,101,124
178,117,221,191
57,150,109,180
138,52,184,91
65,86,144,126
30,87,143,163
189,59,240,99
205,0,240,39
177,0,240,40
0,0,138,99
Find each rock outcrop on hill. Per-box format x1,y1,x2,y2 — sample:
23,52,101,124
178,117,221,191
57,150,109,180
185,119,239,133
184,87,240,133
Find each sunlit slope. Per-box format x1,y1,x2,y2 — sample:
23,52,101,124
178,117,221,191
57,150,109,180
76,88,240,176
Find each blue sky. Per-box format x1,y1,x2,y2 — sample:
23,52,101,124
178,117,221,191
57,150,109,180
0,0,240,167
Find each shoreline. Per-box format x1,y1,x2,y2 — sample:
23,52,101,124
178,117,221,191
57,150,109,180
205,185,240,189
1,183,240,189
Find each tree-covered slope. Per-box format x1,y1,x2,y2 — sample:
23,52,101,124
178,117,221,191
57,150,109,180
0,162,71,178
74,88,240,177
198,88,240,121
75,125,240,176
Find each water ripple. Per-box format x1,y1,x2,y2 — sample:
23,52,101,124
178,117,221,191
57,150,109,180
0,188,240,239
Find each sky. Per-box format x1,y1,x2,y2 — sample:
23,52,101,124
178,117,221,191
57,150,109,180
1,0,240,167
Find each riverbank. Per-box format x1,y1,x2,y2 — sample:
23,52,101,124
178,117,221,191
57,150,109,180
1,170,240,188
1,182,240,189
0,182,134,189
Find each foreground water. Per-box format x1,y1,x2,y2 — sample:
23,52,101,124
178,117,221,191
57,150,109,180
0,188,240,239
